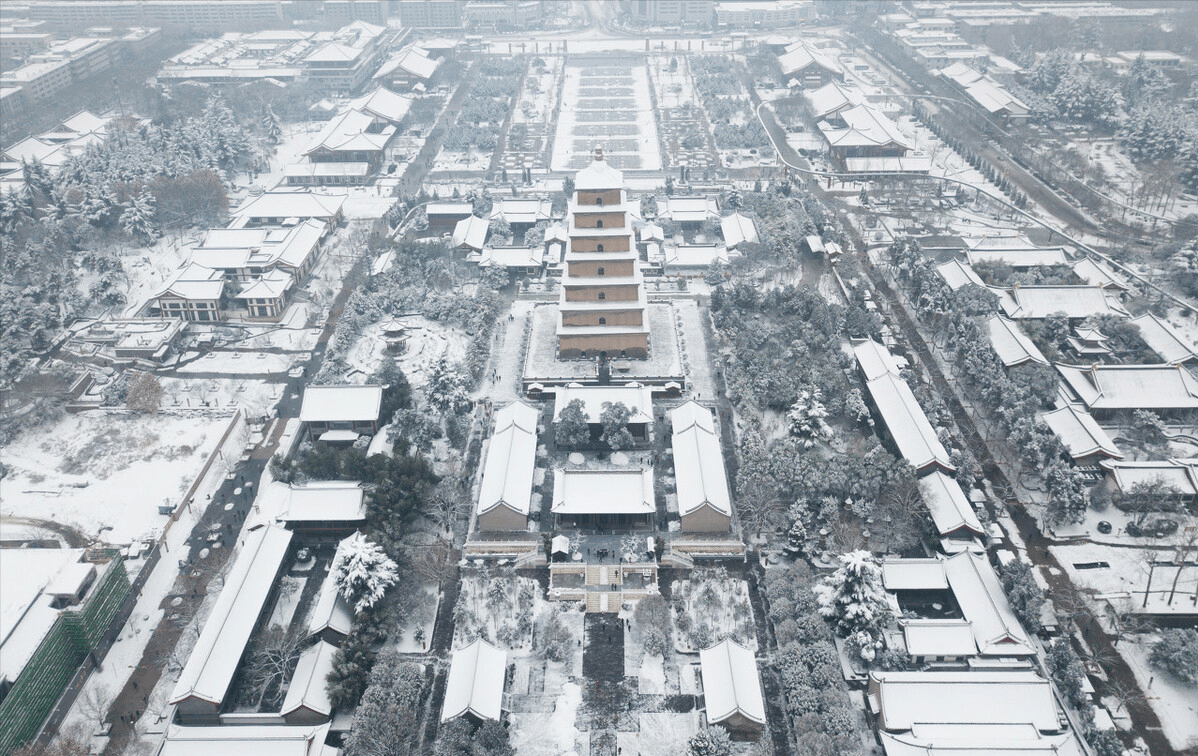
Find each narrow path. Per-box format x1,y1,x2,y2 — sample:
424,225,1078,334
0,515,92,548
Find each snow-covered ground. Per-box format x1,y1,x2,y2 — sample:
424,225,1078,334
116,232,202,318
343,315,469,389
394,583,439,654
432,150,492,173
158,377,281,418
1,410,235,543
551,63,661,172
509,681,584,756
670,575,756,653
616,713,700,756
1049,542,1197,617
1117,634,1198,751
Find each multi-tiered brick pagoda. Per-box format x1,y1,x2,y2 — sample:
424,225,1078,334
556,147,649,360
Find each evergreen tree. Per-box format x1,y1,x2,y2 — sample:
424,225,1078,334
814,551,891,654
261,104,283,145
599,401,634,451
331,532,399,613
687,725,732,756
120,190,158,243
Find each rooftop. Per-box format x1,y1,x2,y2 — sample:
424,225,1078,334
670,402,732,518
552,469,655,515
299,384,383,424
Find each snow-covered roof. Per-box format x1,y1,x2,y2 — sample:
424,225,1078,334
805,81,865,119
158,723,332,756
252,480,366,528
900,619,978,658
552,384,654,425
920,471,984,537
942,551,1035,656
670,402,731,518
1100,459,1198,496
426,202,474,217
1071,258,1128,290
375,45,440,81
719,213,759,248
779,40,841,77
987,316,1047,367
45,562,95,598
157,262,226,302
879,730,1084,756
170,526,293,706
1038,405,1122,461
854,338,903,381
1131,313,1198,364
281,641,337,718
477,402,539,518
574,152,624,191
871,670,1062,732
821,105,911,150
939,62,1029,116
661,244,728,269
236,191,345,222
660,195,720,223
490,197,552,225
936,259,984,291
0,548,87,684
59,110,109,135
883,558,950,591
305,108,393,155
993,285,1129,320
478,246,543,269
451,215,489,250
640,223,665,242
552,469,655,515
235,269,294,301
299,384,383,424
1056,363,1198,411
347,86,412,124
307,572,353,639
864,372,955,473
699,639,765,726
966,246,1069,267
441,638,507,722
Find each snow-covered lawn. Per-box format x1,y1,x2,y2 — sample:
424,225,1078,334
454,570,541,651
432,150,492,173
0,410,233,543
670,572,756,653
394,583,439,654
509,681,584,756
174,351,297,376
1049,542,1197,617
1118,634,1198,751
159,377,281,418
343,316,468,389
551,63,661,172
616,713,700,756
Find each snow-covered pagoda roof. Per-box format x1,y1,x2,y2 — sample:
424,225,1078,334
966,245,1069,267
1071,258,1129,290
280,641,337,719
477,402,539,518
986,316,1047,367
669,402,731,518
919,470,984,538
441,638,507,722
1038,404,1122,461
552,469,654,515
863,372,955,473
805,80,865,119
347,86,412,124
700,639,765,726
779,40,841,77
170,526,293,707
574,150,624,191
235,191,345,223
299,384,383,423
899,618,978,658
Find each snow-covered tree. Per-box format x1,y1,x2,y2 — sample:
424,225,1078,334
787,389,832,447
427,357,470,415
845,388,870,424
687,725,731,756
331,533,399,613
599,401,634,451
261,104,283,145
555,398,591,447
120,190,158,243
814,550,891,656
1000,560,1044,633
126,372,163,413
1150,628,1198,684
1043,460,1089,525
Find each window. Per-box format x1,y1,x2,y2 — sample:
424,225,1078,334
596,219,604,228
599,317,607,325
598,292,606,300
595,196,603,206
596,244,604,253
597,267,605,275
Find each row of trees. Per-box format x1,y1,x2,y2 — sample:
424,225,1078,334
444,58,524,153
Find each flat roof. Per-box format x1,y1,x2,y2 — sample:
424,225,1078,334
0,548,86,684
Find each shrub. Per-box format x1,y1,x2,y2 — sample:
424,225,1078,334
1150,628,1198,684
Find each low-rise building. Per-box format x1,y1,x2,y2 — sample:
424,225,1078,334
475,401,539,532
552,383,655,442
299,384,384,442
670,401,732,533
699,639,765,736
992,285,1129,320
441,638,506,723
552,468,655,529
987,315,1048,367
150,262,226,322
1130,313,1198,365
1056,363,1198,418
157,724,332,756
779,39,842,87
1039,404,1122,470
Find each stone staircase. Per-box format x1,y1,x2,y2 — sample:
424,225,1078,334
584,591,622,613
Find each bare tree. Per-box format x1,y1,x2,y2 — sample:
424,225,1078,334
426,479,467,539
406,541,457,586
74,683,113,732
243,627,303,706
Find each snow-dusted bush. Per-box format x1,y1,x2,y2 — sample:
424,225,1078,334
331,533,399,614
1150,628,1198,684
687,725,731,756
